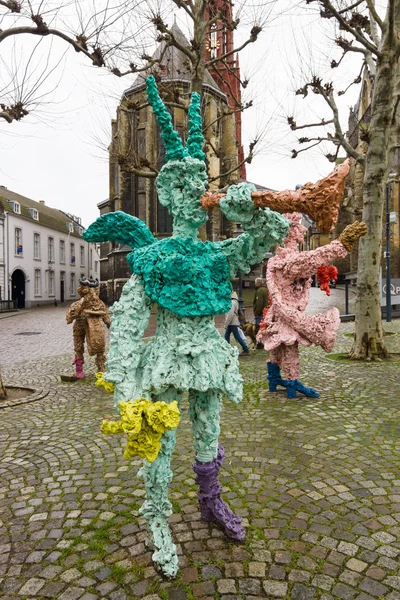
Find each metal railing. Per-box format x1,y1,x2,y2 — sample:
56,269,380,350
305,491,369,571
0,300,18,312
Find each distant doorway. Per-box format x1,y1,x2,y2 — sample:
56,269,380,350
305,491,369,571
12,269,25,308
60,272,65,303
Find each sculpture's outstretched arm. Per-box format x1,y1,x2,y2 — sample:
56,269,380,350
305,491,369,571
83,211,156,250
219,183,289,276
282,221,367,280
202,161,350,234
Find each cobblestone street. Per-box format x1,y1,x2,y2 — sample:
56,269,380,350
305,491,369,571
1,297,400,600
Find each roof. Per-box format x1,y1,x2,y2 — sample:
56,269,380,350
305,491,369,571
0,186,83,238
240,178,276,192
125,22,225,99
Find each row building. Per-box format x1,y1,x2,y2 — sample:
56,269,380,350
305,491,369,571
0,187,100,309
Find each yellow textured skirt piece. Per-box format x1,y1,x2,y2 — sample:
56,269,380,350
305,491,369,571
101,399,180,462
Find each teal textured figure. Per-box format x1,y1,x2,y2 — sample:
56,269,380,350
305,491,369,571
84,75,289,578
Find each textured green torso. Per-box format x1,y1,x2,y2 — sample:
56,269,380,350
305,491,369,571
129,236,232,317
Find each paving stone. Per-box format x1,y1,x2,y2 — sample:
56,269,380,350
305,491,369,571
192,581,215,596
347,558,368,573
201,565,222,579
384,576,400,590
291,583,315,600
312,575,334,591
58,587,85,600
217,579,236,594
19,578,46,596
41,582,67,597
332,582,357,599
238,579,261,595
359,577,388,597
181,567,198,583
263,580,288,597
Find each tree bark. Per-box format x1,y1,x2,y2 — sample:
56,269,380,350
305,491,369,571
350,1,400,360
0,369,6,400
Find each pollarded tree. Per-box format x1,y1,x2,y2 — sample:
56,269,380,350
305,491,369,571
289,0,400,360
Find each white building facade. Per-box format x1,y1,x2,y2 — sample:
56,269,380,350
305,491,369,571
0,187,100,309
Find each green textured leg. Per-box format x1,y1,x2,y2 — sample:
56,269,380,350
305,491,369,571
188,389,221,463
138,387,182,578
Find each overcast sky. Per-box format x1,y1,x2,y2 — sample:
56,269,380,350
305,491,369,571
0,0,363,228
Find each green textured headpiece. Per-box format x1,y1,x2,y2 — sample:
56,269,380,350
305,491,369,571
146,75,205,162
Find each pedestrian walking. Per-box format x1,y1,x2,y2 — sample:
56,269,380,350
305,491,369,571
253,277,268,348
224,291,249,355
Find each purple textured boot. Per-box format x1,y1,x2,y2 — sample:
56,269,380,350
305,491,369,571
72,357,85,379
193,444,245,542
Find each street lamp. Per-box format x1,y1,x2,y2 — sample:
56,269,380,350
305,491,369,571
385,166,399,322
232,223,245,314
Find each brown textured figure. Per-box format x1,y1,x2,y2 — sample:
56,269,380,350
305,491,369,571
66,278,110,378
201,160,350,234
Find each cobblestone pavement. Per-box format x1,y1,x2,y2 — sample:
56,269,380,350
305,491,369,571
1,306,400,600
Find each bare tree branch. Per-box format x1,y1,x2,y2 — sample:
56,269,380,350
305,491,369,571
318,0,381,57
365,0,383,30
0,26,105,66
205,25,262,67
288,116,334,130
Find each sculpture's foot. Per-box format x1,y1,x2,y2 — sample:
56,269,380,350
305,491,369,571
267,362,287,392
193,445,245,542
285,379,319,399
146,517,179,579
72,357,85,379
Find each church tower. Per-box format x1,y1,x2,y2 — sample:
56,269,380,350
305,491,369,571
205,0,246,179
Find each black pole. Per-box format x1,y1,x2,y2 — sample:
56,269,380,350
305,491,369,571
345,280,349,315
385,184,391,323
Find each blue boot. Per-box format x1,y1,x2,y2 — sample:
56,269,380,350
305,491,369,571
267,362,287,392
286,379,320,399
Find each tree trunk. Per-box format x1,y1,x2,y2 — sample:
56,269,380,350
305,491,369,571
0,369,6,400
351,7,399,360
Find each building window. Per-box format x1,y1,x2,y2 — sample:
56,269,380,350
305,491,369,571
12,202,21,214
34,269,41,296
94,260,98,273
33,233,40,259
60,240,65,263
15,228,23,255
48,237,54,262
70,273,76,296
28,208,39,220
48,270,55,296
70,243,75,265
90,248,93,271
80,245,85,267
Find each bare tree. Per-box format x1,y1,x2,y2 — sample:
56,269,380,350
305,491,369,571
289,0,400,360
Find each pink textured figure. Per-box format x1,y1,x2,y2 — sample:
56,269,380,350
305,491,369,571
257,213,367,398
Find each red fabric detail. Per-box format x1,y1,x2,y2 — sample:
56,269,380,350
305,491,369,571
317,265,338,296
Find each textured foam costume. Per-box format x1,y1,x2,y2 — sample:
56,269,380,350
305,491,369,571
257,214,367,398
66,278,110,377
83,76,289,577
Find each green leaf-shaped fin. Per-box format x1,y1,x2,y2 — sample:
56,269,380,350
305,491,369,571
83,211,156,250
